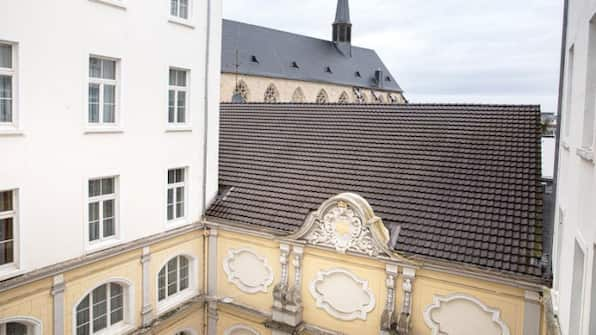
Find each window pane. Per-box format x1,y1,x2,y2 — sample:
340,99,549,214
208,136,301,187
88,202,99,222
89,57,101,78
76,295,91,326
177,70,187,87
89,180,101,197
103,218,115,238
0,75,12,98
1,218,14,242
176,185,184,200
176,169,184,183
103,199,114,218
168,90,176,123
89,222,99,242
0,240,14,266
169,69,177,86
0,44,12,68
179,0,188,19
7,322,28,335
170,0,178,16
102,59,116,80
177,91,186,123
168,170,176,184
103,85,116,123
167,258,178,295
0,75,13,123
92,285,108,332
101,178,115,195
0,190,13,212
167,204,174,221
88,84,100,123
167,188,174,205
180,257,189,290
110,283,124,324
76,324,90,335
158,268,166,300
176,202,184,219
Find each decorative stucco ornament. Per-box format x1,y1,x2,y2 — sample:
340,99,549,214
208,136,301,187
291,193,395,258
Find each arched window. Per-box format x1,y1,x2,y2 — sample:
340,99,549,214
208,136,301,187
388,93,398,104
353,88,367,104
371,90,383,103
158,256,192,302
263,84,279,103
224,324,261,335
291,87,305,103
174,331,196,335
338,91,350,103
316,89,328,104
232,80,249,103
0,318,41,335
378,94,385,104
75,282,128,335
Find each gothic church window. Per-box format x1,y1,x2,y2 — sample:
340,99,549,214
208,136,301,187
388,94,399,104
264,84,279,103
353,88,367,104
316,89,329,104
232,80,249,103
338,91,350,103
291,87,305,103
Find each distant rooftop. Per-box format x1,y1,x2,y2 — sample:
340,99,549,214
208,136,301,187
221,19,403,92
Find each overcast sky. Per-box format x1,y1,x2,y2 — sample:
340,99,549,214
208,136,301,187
223,0,564,114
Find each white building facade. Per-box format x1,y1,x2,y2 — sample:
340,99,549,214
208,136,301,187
0,1,221,333
552,0,596,334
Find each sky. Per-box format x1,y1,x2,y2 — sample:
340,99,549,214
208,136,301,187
223,0,564,114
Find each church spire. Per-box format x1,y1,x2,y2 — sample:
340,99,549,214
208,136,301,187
332,0,352,57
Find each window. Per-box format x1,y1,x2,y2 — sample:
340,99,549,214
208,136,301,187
232,80,249,103
76,283,124,335
584,20,596,148
291,87,305,103
564,46,575,138
338,91,349,104
0,43,15,126
158,256,190,301
0,190,16,267
0,322,29,335
170,0,189,19
569,241,585,335
167,168,185,221
264,84,279,103
316,89,328,104
88,177,117,243
88,57,118,126
168,69,188,125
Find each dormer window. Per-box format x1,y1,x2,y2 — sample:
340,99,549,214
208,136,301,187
385,76,392,82
251,55,259,64
325,66,332,74
291,61,300,69
355,71,361,78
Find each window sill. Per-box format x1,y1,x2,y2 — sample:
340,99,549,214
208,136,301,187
0,128,24,137
168,17,195,29
156,290,199,316
89,0,127,10
86,238,121,254
576,147,594,163
84,127,124,135
165,126,192,133
0,265,23,281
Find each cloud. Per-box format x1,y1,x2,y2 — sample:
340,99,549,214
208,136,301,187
223,0,563,114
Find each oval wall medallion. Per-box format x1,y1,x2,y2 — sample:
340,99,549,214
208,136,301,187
309,268,375,320
223,248,274,294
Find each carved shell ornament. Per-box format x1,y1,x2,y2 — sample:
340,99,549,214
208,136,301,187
290,193,395,258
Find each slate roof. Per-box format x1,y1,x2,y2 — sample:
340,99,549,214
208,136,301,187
206,103,545,280
221,19,402,92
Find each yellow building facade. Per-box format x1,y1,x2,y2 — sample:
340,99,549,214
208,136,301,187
0,192,545,335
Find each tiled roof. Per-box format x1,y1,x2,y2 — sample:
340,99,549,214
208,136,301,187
207,103,545,280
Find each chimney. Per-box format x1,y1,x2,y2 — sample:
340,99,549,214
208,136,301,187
333,0,352,57
375,69,384,88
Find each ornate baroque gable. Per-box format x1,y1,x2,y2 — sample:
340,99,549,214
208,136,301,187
289,193,393,258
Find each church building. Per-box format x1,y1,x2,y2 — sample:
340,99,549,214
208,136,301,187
220,0,407,104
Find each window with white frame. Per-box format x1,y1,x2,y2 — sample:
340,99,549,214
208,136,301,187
0,190,16,267
167,168,185,221
76,283,124,335
564,46,575,138
0,43,15,126
168,69,188,125
88,177,117,243
569,241,585,335
88,57,118,125
583,20,596,148
170,0,189,19
158,255,190,302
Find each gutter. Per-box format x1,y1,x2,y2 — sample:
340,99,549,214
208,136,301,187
202,0,212,214
548,0,569,281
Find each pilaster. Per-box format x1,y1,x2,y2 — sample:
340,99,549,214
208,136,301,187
51,274,65,335
397,267,416,335
272,243,304,328
381,263,399,335
207,227,219,335
523,290,542,335
140,246,152,327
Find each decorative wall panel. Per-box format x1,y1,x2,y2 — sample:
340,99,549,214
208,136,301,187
223,248,273,294
309,268,375,320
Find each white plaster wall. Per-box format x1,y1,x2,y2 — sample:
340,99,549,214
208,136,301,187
553,0,596,334
0,0,221,279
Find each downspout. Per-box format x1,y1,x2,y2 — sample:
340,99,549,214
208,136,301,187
202,0,212,215
548,0,569,281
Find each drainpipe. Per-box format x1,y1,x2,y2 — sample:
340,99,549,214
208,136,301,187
548,0,569,282
202,0,212,215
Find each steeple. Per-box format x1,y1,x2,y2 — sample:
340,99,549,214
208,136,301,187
332,0,352,57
